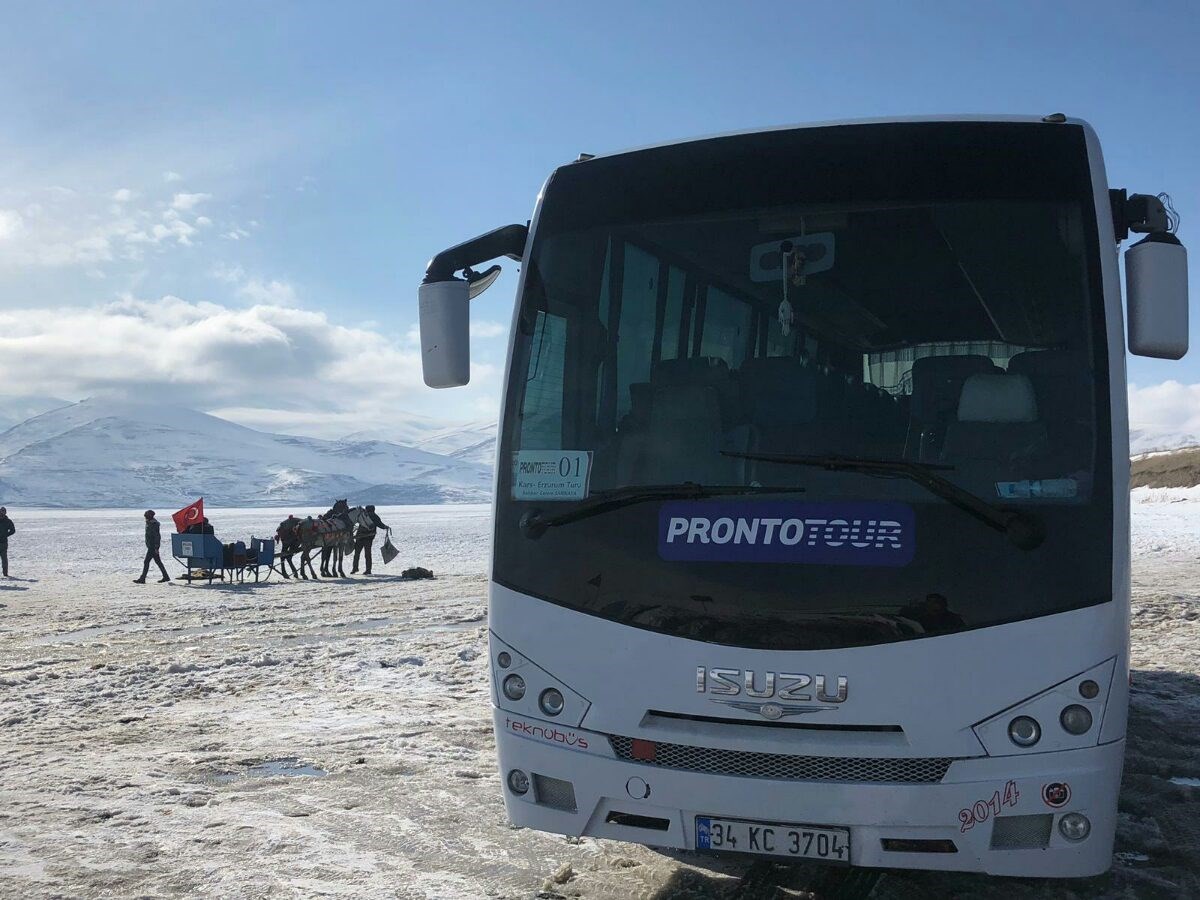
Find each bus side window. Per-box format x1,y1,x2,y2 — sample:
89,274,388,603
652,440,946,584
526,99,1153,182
614,244,660,422
520,311,568,449
701,288,753,369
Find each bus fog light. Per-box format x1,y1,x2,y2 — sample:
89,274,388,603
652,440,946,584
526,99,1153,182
1060,704,1093,735
1008,715,1041,747
507,769,530,795
502,674,527,701
539,688,565,717
1079,679,1099,699
497,651,512,668
1059,812,1091,841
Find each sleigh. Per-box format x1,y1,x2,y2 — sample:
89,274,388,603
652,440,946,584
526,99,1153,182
171,533,275,584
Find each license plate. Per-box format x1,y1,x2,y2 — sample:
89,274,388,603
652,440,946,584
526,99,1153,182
695,816,850,862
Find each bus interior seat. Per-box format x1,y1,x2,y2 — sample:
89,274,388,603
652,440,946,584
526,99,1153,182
614,382,653,484
941,372,1047,464
905,354,1000,461
1007,350,1091,465
636,357,745,484
735,356,818,481
737,356,818,431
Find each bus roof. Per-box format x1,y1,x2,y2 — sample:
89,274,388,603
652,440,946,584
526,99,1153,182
571,114,1094,167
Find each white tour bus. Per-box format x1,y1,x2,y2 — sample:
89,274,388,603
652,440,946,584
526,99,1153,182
418,116,1189,877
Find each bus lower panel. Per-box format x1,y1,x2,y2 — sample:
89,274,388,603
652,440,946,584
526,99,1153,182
494,710,1122,878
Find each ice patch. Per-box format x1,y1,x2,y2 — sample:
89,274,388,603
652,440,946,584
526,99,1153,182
206,758,327,784
380,656,425,668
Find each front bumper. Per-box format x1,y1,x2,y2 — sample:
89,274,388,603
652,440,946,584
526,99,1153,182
495,710,1123,878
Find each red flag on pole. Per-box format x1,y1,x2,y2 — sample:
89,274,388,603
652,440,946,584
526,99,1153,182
172,498,204,533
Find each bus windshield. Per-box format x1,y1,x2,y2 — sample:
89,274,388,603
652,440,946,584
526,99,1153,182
495,122,1112,651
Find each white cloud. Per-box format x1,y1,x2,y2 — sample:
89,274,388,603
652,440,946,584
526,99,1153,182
0,183,214,268
163,171,182,182
211,263,245,284
1129,380,1200,431
0,209,23,241
0,295,502,434
470,320,509,339
238,277,297,305
170,192,211,211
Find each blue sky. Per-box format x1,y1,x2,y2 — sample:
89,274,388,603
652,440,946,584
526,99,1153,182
0,1,1197,436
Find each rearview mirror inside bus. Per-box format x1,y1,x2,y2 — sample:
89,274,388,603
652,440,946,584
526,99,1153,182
418,278,471,387
1126,232,1189,359
750,233,835,282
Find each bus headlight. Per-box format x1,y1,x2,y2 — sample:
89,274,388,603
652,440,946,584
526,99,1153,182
971,659,1114,756
1059,813,1091,841
503,674,527,701
539,688,565,717
1060,704,1093,735
1008,716,1041,747
490,635,592,727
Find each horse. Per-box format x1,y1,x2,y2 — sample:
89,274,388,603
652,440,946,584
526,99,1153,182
278,502,376,579
276,515,316,579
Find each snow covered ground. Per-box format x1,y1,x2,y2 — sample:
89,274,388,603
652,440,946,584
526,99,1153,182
1,500,1199,899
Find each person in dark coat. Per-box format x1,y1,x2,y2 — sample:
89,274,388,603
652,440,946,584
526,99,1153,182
185,517,216,536
0,507,14,577
351,504,389,575
135,509,171,584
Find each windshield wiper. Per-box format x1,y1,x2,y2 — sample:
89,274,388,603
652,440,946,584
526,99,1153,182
721,451,1044,551
519,482,807,539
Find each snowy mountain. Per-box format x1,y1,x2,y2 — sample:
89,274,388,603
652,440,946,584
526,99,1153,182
0,395,70,432
0,398,492,508
345,419,497,467
1130,427,1200,458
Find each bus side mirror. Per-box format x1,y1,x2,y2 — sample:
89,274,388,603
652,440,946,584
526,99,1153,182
1126,233,1188,359
419,279,471,387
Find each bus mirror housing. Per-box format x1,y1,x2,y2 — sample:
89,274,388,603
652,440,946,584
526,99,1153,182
1126,232,1188,359
419,279,471,387
418,223,529,389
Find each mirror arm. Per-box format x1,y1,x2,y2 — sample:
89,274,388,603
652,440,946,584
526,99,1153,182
422,223,529,284
1110,189,1170,243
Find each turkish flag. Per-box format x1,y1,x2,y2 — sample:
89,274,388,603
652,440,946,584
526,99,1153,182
172,498,204,533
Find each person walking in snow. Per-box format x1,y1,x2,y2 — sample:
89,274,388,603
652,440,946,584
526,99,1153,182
351,504,389,575
0,507,14,577
135,509,171,584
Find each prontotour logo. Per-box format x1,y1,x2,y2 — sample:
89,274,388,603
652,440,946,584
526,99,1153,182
658,501,915,566
506,717,589,750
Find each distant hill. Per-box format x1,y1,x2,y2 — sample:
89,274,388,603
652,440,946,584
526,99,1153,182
345,419,497,467
1131,446,1200,489
0,398,491,508
1130,427,1200,458
0,395,70,432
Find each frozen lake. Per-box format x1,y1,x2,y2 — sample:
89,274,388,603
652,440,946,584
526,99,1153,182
0,495,1198,898
5,503,492,580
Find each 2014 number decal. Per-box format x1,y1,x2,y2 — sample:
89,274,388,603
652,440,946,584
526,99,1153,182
957,780,1020,832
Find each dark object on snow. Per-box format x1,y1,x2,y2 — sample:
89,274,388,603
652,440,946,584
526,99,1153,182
0,506,14,577
136,511,170,583
401,566,434,580
379,531,399,565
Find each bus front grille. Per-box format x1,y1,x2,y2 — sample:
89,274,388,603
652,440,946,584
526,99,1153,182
608,735,956,784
